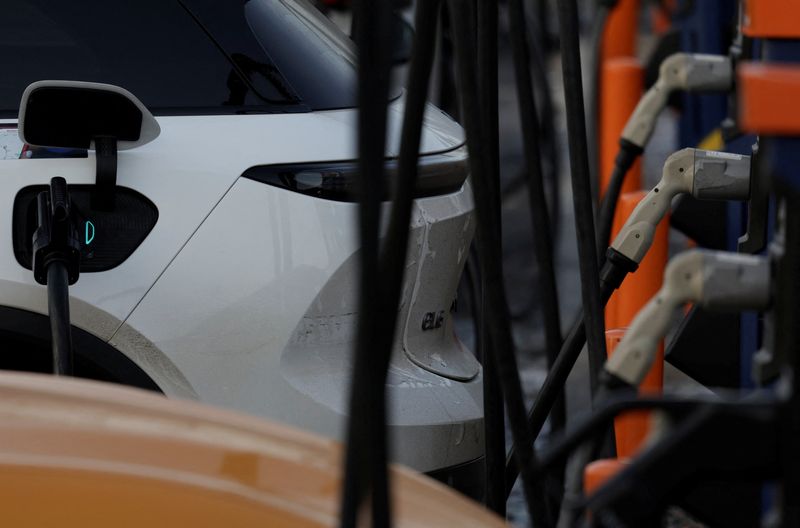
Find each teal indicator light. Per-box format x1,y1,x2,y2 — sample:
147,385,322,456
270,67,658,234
85,220,95,245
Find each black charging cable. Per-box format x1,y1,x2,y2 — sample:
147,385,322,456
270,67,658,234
505,249,637,495
596,141,643,261
556,0,609,401
477,0,508,517
508,0,567,519
339,0,394,525
508,0,565,434
502,0,644,502
447,0,551,524
501,3,561,240
32,177,81,376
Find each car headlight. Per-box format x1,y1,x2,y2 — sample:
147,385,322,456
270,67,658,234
241,148,468,201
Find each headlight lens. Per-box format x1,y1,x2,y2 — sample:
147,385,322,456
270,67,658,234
241,148,468,201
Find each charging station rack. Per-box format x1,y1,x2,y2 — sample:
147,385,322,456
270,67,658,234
739,53,800,528
741,5,800,393
504,1,800,524
660,6,800,522
664,2,761,392
585,3,800,523
736,0,800,392
582,9,800,523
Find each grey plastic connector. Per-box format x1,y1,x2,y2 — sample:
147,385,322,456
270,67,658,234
621,53,733,148
610,148,750,264
605,250,771,386
610,148,695,264
692,149,751,200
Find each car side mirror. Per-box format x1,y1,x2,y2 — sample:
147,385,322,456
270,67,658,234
18,81,160,210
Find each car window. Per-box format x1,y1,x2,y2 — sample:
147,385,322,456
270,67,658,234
181,0,360,111
243,0,358,109
0,0,358,118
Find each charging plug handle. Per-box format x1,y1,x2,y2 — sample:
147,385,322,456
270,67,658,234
31,177,81,376
32,177,81,286
610,148,751,264
622,53,733,148
604,250,771,387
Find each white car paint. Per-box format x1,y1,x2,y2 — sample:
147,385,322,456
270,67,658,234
0,98,461,333
0,96,483,472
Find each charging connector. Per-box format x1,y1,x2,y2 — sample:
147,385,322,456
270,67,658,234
622,53,733,148
506,147,751,491
604,250,771,387
611,148,750,264
597,54,734,250
32,177,81,376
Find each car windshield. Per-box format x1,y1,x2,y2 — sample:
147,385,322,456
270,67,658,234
0,0,358,118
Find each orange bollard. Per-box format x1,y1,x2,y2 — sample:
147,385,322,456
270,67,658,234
605,191,668,458
611,191,669,337
601,0,640,61
606,191,669,332
650,0,675,35
651,6,670,35
584,459,628,495
605,329,661,457
599,59,643,198
738,63,800,135
743,0,800,39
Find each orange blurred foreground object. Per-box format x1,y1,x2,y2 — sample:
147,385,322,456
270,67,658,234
602,0,641,60
739,63,800,136
599,59,644,198
584,459,628,495
742,0,800,39
0,372,504,528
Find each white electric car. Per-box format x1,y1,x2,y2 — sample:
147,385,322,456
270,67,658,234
0,0,483,491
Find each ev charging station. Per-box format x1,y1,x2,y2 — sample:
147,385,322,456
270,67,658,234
7,0,800,527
